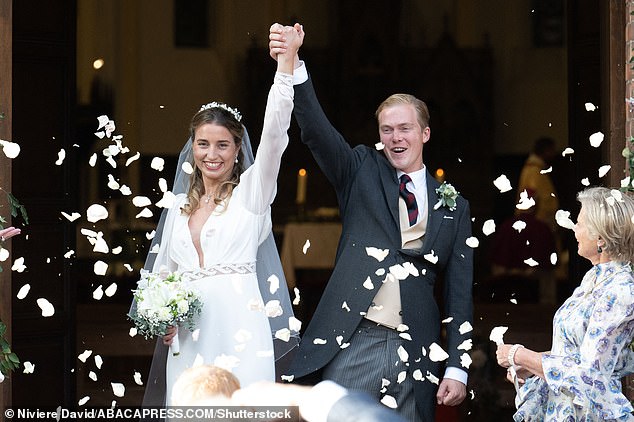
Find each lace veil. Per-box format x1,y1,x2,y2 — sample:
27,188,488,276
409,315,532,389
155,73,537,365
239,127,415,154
139,126,299,407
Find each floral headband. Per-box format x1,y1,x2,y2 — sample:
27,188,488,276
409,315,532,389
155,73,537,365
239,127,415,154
198,102,242,122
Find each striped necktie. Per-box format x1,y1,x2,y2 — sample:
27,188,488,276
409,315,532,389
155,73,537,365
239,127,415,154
399,174,418,226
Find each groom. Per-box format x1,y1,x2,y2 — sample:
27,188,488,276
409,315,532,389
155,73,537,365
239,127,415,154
270,24,473,421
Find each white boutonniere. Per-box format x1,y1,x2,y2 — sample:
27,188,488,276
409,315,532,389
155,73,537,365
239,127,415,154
434,182,459,211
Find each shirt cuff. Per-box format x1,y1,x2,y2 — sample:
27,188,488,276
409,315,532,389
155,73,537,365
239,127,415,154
444,367,468,385
292,60,308,85
298,380,348,422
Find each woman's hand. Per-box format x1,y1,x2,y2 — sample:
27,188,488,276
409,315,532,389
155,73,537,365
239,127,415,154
496,343,513,368
506,366,531,385
163,326,177,346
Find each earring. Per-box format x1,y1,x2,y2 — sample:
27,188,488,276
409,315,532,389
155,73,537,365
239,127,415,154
235,156,239,163
597,245,603,253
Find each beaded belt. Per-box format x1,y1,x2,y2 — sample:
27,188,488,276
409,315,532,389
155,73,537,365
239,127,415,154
180,262,256,281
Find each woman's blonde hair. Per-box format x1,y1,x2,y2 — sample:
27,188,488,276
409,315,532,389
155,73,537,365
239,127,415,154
182,105,244,215
577,187,634,263
170,365,241,406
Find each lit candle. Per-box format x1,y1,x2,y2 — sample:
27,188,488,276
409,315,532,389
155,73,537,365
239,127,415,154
296,168,307,205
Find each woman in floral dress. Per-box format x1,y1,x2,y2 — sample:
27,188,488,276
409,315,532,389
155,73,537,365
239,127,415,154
496,187,634,421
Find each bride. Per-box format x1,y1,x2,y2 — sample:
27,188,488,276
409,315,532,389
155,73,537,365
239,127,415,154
137,25,304,406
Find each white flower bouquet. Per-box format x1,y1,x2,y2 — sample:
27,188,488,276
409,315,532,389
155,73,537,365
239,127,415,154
128,269,202,356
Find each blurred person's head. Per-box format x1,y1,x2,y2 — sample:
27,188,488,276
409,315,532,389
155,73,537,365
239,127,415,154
171,364,241,406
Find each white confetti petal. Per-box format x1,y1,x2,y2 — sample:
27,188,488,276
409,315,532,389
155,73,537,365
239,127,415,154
111,382,125,397
381,395,398,409
23,361,35,374
89,153,97,167
512,220,527,233
107,174,119,190
78,350,92,363
119,185,131,196
97,115,110,129
412,369,424,381
135,208,154,219
366,247,389,262
459,321,473,335
132,196,152,207
61,211,81,222
489,326,508,345
151,157,165,171
94,260,108,276
275,328,291,342
302,239,311,254
555,210,575,230
78,396,90,406
0,140,21,158
460,353,472,368
129,327,137,337
426,371,440,385
457,339,473,351
493,174,512,193
524,258,539,267
37,298,55,317
550,253,558,265
268,274,280,294
598,165,611,178
465,237,479,248
313,338,327,345
16,284,30,300
363,277,374,290
155,191,176,208
0,248,8,262
399,332,412,341
585,102,596,111
293,287,301,306
125,152,141,167
397,345,409,362
375,142,385,150
95,355,103,369
182,161,194,174
112,246,123,255
540,166,552,174
589,131,604,148
11,257,26,272
281,374,294,382
134,371,143,385
424,250,438,264
341,301,350,312
289,316,302,333
429,343,449,362
158,178,168,193
64,250,75,258
581,178,590,186
397,371,407,384
89,371,97,381
264,300,283,318
86,204,108,223
510,298,518,304
562,147,575,157
93,285,104,300
104,283,117,297
442,317,453,324
516,190,536,210
482,219,496,236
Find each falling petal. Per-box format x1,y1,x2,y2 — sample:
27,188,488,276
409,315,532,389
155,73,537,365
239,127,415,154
37,298,55,317
397,345,409,362
105,283,117,297
598,165,611,178
589,132,604,148
93,285,104,300
399,333,412,341
158,178,168,192
0,140,21,158
54,149,66,166
460,353,472,368
341,301,350,312
562,147,575,157
426,371,440,385
524,258,539,267
23,361,35,374
61,211,81,222
105,156,117,168
388,264,411,280
459,321,473,335
540,166,552,174
111,382,125,397
0,248,8,262
125,152,140,167
458,339,473,351
442,317,453,324
493,174,512,193
151,157,165,171
86,204,108,223
363,277,374,290
134,372,143,385
94,260,108,276
512,220,527,233
366,247,389,262
78,396,90,406
555,210,575,229
375,142,385,150
489,326,508,345
293,287,300,306
89,371,97,381
112,246,123,255
16,284,30,299
268,274,280,294
146,230,156,241
156,191,176,208
381,395,398,409
11,257,26,272
516,190,535,210
313,338,327,345
182,161,194,174
424,250,438,264
465,237,479,248
510,298,518,304
289,316,302,333
132,196,152,207
95,355,103,369
275,328,291,342
129,327,137,337
78,350,92,362
281,375,294,382
93,236,109,254
412,369,423,381
585,102,596,111
136,208,154,219
482,219,496,236
264,300,283,317
302,239,311,254
119,185,131,196
429,343,449,362
581,178,590,186
397,371,407,384
550,253,558,265
89,153,97,167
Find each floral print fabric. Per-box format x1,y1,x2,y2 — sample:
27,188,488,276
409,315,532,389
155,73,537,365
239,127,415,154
514,261,634,421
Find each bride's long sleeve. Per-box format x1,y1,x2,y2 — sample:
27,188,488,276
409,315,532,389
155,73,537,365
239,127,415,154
240,72,293,214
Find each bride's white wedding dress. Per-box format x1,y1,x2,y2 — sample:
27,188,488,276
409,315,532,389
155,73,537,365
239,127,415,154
150,73,293,404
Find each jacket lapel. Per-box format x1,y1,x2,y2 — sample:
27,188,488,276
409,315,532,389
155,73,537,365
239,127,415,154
379,157,400,226
422,170,443,252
